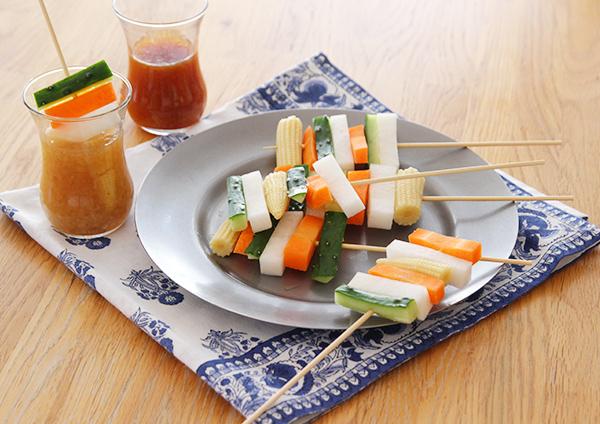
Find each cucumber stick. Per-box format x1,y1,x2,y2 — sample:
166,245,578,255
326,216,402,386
227,176,247,231
34,60,113,108
311,211,347,283
244,216,277,259
288,199,306,212
365,114,380,164
313,116,333,159
286,165,308,203
335,285,418,324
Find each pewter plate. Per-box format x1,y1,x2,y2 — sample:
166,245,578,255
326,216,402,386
135,109,518,329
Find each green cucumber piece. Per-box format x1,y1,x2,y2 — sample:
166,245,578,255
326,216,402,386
288,198,306,212
34,60,113,108
365,114,380,164
227,176,247,231
286,165,308,203
313,116,333,159
311,211,347,283
244,216,277,259
335,285,418,323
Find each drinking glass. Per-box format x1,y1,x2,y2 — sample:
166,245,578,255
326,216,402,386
23,68,134,238
113,0,208,135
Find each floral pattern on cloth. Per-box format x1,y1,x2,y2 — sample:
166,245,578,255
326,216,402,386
237,54,391,115
58,232,112,250
130,308,174,353
57,249,96,290
150,133,189,156
196,178,600,423
0,199,22,228
121,266,184,305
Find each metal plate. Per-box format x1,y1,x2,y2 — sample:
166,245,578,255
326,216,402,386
135,109,518,329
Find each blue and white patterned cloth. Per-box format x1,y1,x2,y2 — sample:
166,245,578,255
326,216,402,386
1,53,599,424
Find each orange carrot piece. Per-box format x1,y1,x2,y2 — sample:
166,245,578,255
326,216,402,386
45,81,116,122
349,125,369,164
302,126,318,170
284,215,324,271
233,226,254,255
347,169,370,225
274,165,293,173
306,175,333,209
368,263,445,304
408,228,482,264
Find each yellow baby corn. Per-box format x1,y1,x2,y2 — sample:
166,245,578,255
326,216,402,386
263,171,289,219
394,167,425,225
376,257,451,283
209,219,241,257
276,115,303,167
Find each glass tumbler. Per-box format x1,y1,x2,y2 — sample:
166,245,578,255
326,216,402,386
113,0,209,135
23,68,134,238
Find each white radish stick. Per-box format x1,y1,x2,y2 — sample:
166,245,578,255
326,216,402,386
313,154,365,218
241,310,374,424
374,113,400,168
329,114,354,172
259,212,303,276
367,164,396,229
37,0,69,76
349,159,545,185
241,171,272,233
386,240,472,288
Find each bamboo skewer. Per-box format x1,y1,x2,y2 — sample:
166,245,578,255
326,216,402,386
350,159,544,185
242,310,375,424
338,242,532,266
396,140,562,148
421,195,574,202
37,0,69,76
262,140,561,150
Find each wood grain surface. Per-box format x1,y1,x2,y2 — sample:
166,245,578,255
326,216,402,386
1,0,599,422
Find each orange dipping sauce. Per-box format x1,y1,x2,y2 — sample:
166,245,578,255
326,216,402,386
127,34,207,130
40,126,133,236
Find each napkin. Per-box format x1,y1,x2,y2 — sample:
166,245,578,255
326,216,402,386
1,53,599,424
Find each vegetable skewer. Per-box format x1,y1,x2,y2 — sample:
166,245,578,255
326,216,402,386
337,242,532,266
263,139,563,149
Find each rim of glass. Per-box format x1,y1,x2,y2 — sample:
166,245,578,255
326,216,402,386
112,0,208,28
23,67,132,123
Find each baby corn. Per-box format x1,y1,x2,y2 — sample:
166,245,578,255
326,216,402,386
376,257,451,283
263,171,289,219
209,219,241,257
394,167,425,225
276,116,303,168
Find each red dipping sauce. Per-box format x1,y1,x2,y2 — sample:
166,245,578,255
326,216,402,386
127,34,207,131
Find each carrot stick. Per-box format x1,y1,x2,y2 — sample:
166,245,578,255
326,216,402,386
233,227,254,255
349,125,368,165
302,126,318,170
284,216,324,271
408,228,482,264
306,175,333,209
368,263,445,304
347,169,370,225
45,81,116,118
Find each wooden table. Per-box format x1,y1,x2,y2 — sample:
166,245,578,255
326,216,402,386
1,0,599,422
